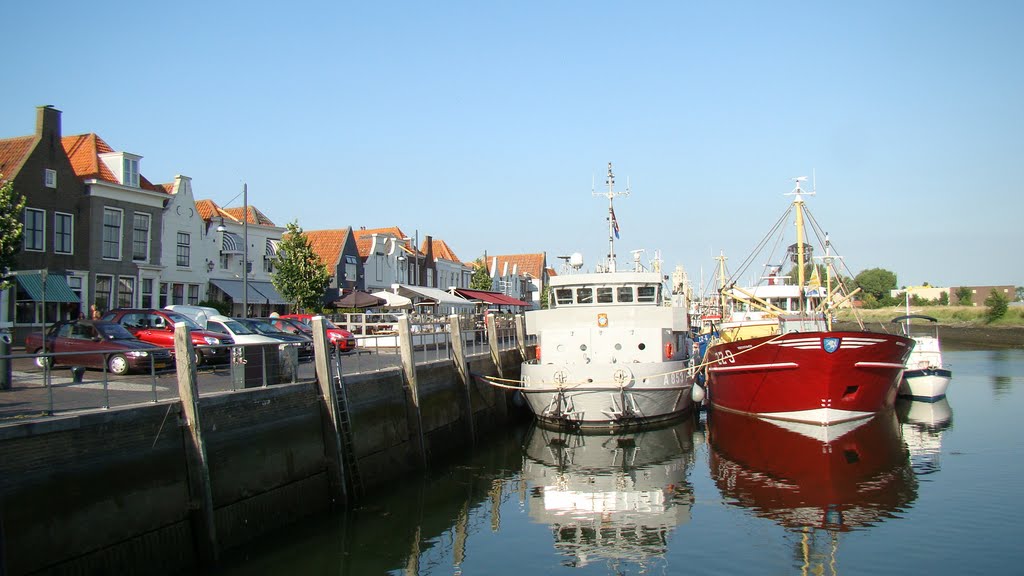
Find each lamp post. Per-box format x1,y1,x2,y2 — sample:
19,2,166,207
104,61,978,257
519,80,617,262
242,183,248,319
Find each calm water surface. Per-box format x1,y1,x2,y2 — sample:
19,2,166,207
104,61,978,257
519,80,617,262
217,348,1024,575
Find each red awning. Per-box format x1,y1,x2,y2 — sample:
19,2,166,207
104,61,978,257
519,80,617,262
455,289,530,307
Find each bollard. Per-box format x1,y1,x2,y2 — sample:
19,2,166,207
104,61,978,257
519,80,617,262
70,366,86,383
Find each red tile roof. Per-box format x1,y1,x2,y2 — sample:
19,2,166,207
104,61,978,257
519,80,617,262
61,133,163,192
353,226,416,258
223,205,275,227
305,229,351,268
490,253,546,279
195,199,237,223
0,135,34,181
429,238,462,263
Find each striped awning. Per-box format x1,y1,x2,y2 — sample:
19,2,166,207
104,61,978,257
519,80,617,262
221,232,244,254
15,273,80,303
266,238,280,258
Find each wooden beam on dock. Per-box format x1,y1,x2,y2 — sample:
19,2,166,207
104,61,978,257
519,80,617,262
312,316,349,508
448,314,475,445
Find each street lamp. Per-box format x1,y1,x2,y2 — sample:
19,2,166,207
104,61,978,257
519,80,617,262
242,183,248,318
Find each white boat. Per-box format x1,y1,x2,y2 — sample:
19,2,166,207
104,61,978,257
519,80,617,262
891,313,952,400
520,420,696,569
512,163,702,429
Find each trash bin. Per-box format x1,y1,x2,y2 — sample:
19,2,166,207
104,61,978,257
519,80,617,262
232,344,283,388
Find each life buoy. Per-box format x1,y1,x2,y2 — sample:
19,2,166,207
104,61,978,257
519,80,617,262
664,342,673,360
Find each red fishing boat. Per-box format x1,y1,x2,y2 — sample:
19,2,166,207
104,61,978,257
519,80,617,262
703,177,914,424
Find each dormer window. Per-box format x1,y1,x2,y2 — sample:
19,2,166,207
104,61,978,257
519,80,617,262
124,158,139,187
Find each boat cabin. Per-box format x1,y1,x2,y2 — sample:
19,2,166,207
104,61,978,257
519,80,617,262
550,272,664,308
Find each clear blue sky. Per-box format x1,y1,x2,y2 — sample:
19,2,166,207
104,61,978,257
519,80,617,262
4,1,1021,291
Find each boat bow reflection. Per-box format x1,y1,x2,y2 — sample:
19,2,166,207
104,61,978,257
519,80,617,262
708,409,917,532
521,419,698,568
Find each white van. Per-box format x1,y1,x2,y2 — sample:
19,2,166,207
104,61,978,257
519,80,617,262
164,305,221,330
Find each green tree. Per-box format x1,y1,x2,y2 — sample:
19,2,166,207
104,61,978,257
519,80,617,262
955,286,972,306
938,291,949,306
272,221,331,313
470,259,493,291
984,290,1009,323
0,177,26,291
1016,286,1024,302
540,285,550,309
854,268,898,301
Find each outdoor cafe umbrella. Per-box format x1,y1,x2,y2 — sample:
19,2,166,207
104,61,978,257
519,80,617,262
334,290,386,309
371,290,413,309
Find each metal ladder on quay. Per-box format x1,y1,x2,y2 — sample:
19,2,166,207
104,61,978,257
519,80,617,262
332,349,364,498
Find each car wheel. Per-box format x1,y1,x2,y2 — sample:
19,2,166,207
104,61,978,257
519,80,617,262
34,350,53,369
108,354,129,376
194,350,204,366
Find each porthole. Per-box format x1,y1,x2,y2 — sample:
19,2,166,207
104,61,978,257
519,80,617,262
614,343,622,350
580,344,588,351
638,343,646,350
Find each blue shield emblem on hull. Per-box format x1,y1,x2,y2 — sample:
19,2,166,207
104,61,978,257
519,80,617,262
823,337,840,353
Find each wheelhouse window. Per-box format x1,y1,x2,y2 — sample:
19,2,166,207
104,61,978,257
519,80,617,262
617,287,634,302
132,213,151,261
576,288,593,304
555,288,574,306
176,232,190,267
597,287,614,303
54,212,73,254
637,286,657,303
102,207,122,260
24,208,45,251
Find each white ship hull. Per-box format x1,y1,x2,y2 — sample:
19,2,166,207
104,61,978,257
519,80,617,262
899,368,952,400
521,360,694,429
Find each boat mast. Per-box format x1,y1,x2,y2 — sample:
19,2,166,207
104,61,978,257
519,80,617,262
787,177,814,312
593,162,629,272
715,250,728,319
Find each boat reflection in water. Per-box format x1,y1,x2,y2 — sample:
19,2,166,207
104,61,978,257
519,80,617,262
708,409,917,572
520,418,698,570
897,397,953,476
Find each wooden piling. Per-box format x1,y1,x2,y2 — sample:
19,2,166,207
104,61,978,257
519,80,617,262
448,314,475,445
398,315,427,469
515,314,528,362
312,316,348,507
487,315,503,378
173,323,218,564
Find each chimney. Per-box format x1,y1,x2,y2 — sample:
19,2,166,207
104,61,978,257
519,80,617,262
36,105,62,138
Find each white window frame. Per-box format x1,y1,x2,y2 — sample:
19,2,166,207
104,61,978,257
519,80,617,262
131,212,151,262
54,212,74,255
117,276,136,309
102,207,123,260
24,208,45,252
176,232,191,268
124,158,139,187
44,169,57,188
95,274,114,312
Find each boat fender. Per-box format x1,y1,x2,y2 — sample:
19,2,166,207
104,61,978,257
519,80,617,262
665,342,673,360
692,384,706,403
535,345,541,362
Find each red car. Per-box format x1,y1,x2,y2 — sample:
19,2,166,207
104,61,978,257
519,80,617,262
280,314,357,352
101,308,233,365
25,320,173,375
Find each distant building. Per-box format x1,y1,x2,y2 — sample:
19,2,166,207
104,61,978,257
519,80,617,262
949,285,1016,307
889,285,950,302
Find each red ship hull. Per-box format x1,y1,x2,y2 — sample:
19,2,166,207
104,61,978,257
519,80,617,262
705,331,913,424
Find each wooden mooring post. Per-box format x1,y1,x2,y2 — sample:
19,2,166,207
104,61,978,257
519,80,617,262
398,315,428,469
173,323,218,564
312,316,349,507
448,314,475,445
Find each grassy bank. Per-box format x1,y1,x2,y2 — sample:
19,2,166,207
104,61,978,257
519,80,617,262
836,305,1024,327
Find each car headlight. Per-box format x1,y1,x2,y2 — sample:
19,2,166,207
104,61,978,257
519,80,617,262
203,336,221,345
328,333,341,341
127,351,149,358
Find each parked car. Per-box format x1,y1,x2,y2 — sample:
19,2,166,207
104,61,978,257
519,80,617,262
238,318,313,360
266,316,314,338
163,305,221,329
281,314,357,352
205,315,285,346
25,320,173,375
101,308,233,366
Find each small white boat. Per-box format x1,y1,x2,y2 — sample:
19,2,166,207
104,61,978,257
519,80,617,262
892,314,952,400
498,163,702,430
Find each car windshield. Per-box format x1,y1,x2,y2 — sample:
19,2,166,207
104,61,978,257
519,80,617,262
243,319,283,335
164,311,201,329
221,320,255,335
323,318,339,329
279,319,310,333
96,323,137,340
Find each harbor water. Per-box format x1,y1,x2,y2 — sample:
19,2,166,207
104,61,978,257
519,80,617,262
216,347,1024,575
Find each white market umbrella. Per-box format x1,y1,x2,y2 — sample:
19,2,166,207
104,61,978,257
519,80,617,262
371,290,413,308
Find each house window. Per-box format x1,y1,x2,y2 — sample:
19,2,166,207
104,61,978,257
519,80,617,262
95,275,113,312
160,282,169,308
24,208,45,251
188,284,199,305
345,255,358,282
54,212,73,255
44,169,57,188
176,232,190,267
67,276,83,307
141,278,154,309
263,258,273,274
102,207,122,260
124,158,139,187
132,213,151,262
118,277,135,308
172,283,184,305
220,253,229,270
